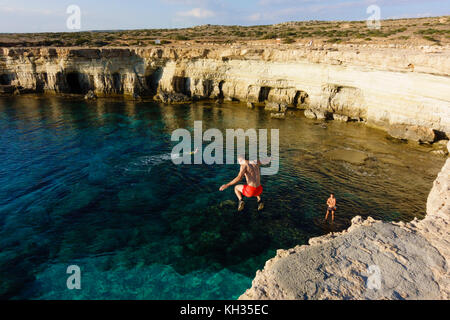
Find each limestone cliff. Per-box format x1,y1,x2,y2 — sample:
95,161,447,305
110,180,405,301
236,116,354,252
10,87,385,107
239,142,450,300
1,44,449,142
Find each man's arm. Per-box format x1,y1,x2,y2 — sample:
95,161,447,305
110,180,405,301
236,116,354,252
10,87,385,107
219,165,246,191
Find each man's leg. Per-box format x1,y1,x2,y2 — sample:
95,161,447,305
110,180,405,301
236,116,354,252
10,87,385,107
325,209,329,221
235,185,244,201
257,196,264,211
235,185,245,211
331,210,335,222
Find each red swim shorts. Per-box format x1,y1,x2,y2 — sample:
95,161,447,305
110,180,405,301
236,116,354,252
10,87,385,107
242,185,263,198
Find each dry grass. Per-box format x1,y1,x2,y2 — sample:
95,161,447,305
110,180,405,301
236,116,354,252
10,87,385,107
0,16,449,47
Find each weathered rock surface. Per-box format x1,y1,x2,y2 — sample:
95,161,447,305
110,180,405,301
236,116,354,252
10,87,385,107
304,109,317,119
333,114,349,122
84,90,97,100
270,112,286,119
154,91,191,104
240,142,450,300
1,46,449,141
388,124,436,144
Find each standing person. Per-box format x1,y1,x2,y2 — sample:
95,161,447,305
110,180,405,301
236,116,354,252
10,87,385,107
219,155,271,212
325,193,337,222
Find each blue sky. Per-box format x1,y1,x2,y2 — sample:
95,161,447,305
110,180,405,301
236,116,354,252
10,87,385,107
0,0,449,33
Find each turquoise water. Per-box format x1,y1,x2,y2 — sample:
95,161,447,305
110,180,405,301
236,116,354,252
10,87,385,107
0,95,444,299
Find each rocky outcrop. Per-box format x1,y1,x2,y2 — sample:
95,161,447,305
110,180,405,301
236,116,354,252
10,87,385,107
388,124,437,144
84,90,97,100
239,142,450,300
0,45,449,140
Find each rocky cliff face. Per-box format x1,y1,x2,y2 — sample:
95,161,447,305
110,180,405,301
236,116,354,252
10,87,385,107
1,45,449,142
239,142,450,300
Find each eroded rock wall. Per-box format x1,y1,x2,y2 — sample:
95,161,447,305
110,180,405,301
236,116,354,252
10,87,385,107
1,45,449,140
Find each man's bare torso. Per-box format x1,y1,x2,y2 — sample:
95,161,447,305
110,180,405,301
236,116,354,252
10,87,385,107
327,197,336,207
241,161,261,187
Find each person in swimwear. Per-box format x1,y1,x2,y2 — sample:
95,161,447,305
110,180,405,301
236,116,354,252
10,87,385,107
325,193,337,222
219,155,271,212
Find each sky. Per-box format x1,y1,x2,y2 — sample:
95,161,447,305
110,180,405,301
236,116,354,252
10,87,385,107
0,0,449,33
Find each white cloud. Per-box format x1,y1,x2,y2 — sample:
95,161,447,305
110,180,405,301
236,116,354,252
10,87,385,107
177,8,216,18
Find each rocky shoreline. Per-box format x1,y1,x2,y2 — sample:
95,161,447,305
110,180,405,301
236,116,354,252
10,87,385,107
240,142,450,300
1,44,449,144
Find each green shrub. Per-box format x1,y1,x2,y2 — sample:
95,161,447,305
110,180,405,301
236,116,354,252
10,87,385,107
423,35,440,44
174,35,190,41
74,38,89,46
262,33,277,39
283,37,295,44
326,38,342,43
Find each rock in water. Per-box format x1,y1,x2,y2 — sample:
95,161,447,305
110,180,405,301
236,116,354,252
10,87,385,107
156,91,191,104
270,112,286,119
304,109,317,119
388,124,436,144
84,90,97,100
333,114,349,122
315,111,328,120
265,102,281,112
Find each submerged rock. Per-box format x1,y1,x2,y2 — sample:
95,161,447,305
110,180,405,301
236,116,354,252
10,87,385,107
431,149,449,157
326,149,368,165
388,124,436,144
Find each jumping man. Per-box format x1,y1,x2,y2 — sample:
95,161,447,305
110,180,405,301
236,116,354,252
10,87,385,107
219,155,271,212
325,193,337,222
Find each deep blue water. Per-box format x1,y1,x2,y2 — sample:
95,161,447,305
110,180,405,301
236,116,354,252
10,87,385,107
0,95,444,299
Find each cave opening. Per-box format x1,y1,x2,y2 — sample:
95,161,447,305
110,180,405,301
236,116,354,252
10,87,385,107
202,79,213,98
258,86,271,102
65,72,83,94
112,73,122,93
34,72,48,92
293,90,310,107
218,81,225,99
172,76,191,96
145,68,163,96
0,74,11,85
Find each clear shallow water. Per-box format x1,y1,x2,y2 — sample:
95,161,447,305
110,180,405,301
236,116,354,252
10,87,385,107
0,95,444,299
